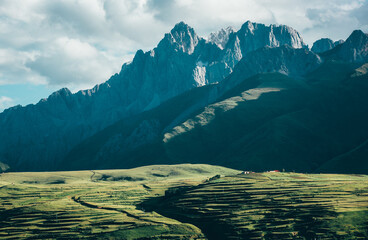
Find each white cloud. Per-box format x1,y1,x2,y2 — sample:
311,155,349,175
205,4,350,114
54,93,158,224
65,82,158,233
147,0,367,44
0,0,367,94
146,0,276,35
25,37,128,91
0,96,15,112
0,0,155,91
0,48,46,85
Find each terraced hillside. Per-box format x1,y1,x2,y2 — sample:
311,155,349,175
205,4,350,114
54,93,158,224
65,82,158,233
0,164,239,239
143,172,368,239
1,166,368,239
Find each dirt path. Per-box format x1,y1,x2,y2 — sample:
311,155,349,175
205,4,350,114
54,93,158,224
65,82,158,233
70,196,167,225
90,170,96,181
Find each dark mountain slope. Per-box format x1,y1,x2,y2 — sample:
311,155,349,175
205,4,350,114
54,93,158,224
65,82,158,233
163,73,311,168
63,44,322,171
317,139,368,174
315,67,368,174
62,84,221,170
64,58,368,173
64,73,303,170
322,30,368,62
163,62,368,172
0,21,307,171
4,26,368,173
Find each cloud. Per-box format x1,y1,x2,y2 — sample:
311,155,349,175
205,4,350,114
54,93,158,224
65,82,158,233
302,1,365,42
352,1,368,32
0,0,157,91
147,0,367,44
147,0,275,34
42,0,107,37
0,0,367,94
103,0,168,45
0,48,46,85
25,37,125,90
0,96,15,112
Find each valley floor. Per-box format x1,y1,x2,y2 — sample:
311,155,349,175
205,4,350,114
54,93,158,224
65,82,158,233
0,165,367,239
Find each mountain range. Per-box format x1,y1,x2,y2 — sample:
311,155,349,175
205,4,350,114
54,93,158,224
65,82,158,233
1,21,368,173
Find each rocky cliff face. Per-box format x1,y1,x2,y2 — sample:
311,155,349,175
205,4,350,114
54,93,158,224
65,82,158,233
324,30,368,62
0,21,309,171
222,21,307,69
312,38,336,53
337,30,368,62
220,45,321,93
208,27,235,49
63,45,323,170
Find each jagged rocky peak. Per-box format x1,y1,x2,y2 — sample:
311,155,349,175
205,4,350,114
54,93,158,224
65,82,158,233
237,21,307,49
42,88,74,106
312,38,346,53
311,38,335,53
162,21,200,54
208,26,235,49
0,20,335,172
240,21,255,31
270,24,306,49
244,45,322,77
48,88,72,99
335,39,345,46
338,30,368,62
130,49,146,65
345,30,368,47
286,26,305,46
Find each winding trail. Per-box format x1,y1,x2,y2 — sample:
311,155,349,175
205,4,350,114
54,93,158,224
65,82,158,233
90,170,96,181
70,196,167,225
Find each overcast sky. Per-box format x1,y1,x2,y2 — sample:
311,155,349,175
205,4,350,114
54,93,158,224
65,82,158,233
0,0,367,112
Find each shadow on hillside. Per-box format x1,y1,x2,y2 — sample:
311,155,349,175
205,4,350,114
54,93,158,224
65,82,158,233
138,183,359,240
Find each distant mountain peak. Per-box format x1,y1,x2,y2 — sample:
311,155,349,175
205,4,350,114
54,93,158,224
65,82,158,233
171,21,192,33
238,21,258,35
311,38,336,53
345,30,368,45
131,49,145,64
335,39,345,46
51,88,72,97
46,88,72,103
0,20,325,171
208,26,235,49
223,21,307,64
161,21,199,54
327,29,368,62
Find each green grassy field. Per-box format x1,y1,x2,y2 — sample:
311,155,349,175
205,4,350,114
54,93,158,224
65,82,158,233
1,165,368,239
143,172,368,240
0,164,238,239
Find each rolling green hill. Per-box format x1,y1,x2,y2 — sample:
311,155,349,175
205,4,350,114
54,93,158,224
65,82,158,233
142,172,368,239
1,165,367,239
0,164,239,239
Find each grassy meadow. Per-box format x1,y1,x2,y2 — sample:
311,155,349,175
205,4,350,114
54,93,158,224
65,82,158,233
0,164,238,239
145,172,368,239
1,165,368,239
